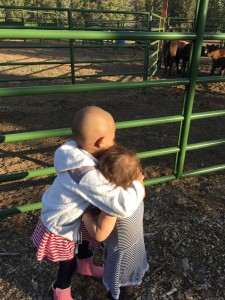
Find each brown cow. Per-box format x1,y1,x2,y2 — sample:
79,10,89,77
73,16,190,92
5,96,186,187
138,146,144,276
163,40,188,76
207,48,225,75
206,44,220,53
163,40,207,77
180,43,207,77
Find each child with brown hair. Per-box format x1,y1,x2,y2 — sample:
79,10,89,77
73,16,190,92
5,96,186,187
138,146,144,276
32,106,145,300
83,145,149,300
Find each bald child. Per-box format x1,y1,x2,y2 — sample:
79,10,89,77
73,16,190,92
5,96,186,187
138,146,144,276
32,106,145,300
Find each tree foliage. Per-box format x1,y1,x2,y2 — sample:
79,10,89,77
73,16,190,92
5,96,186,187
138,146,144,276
0,0,224,30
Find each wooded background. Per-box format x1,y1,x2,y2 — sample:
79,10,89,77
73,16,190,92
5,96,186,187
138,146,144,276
0,0,225,22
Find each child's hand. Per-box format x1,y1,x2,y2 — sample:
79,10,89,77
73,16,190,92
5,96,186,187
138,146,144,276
136,169,145,188
136,170,145,200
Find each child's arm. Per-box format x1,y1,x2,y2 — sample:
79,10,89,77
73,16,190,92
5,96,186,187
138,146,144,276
79,170,145,218
82,210,117,242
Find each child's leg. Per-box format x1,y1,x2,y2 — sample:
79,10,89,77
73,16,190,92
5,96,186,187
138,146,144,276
76,223,104,278
52,257,77,300
54,257,77,289
107,286,134,300
76,240,103,278
77,240,93,259
119,286,134,299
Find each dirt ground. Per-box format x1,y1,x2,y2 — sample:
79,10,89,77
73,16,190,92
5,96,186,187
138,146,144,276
0,40,225,300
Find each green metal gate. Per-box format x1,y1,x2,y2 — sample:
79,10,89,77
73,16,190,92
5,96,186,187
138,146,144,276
0,0,225,217
0,5,163,83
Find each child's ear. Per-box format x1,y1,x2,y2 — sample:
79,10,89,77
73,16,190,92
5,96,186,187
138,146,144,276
95,137,105,148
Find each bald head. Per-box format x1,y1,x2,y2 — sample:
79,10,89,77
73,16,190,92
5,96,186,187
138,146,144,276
72,106,116,154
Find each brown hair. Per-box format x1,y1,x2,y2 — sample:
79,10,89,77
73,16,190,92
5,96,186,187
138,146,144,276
98,145,140,189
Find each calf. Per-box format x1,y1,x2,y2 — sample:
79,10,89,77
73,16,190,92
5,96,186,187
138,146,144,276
180,44,207,77
163,41,206,77
206,44,220,54
207,48,225,75
163,40,181,76
179,43,190,77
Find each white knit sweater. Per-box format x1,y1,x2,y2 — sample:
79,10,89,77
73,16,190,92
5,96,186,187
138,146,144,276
41,141,145,242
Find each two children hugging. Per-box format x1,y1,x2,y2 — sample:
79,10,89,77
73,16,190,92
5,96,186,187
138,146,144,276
32,106,149,300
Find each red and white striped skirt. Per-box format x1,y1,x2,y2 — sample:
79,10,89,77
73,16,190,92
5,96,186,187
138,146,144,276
32,220,99,262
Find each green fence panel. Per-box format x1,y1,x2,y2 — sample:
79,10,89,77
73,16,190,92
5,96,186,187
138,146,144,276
0,5,162,84
0,1,225,217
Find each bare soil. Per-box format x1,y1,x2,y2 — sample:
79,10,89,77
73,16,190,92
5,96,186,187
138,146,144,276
0,40,225,300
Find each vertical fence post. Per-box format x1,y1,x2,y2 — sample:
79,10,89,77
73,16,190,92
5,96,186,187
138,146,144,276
175,0,209,178
158,13,166,70
67,9,75,84
143,12,151,81
157,16,165,69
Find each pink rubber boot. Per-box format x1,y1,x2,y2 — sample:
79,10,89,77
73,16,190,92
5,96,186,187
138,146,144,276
77,256,104,278
53,286,75,300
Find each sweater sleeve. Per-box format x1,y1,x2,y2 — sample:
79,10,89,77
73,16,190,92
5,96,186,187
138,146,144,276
79,169,145,218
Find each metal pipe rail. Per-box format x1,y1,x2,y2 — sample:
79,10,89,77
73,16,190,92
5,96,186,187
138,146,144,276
0,29,197,40
0,44,149,49
0,76,70,83
2,164,225,218
2,135,225,185
167,16,225,32
0,61,145,84
0,78,189,97
0,76,225,98
1,29,225,41
2,109,224,144
0,5,159,84
0,33,155,84
1,110,225,183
